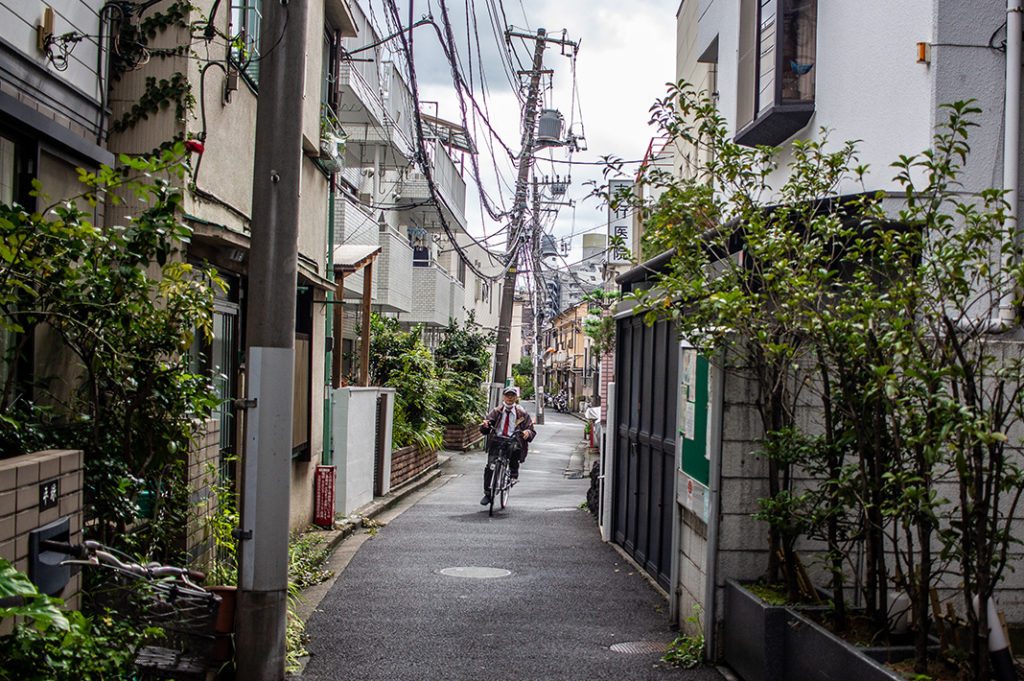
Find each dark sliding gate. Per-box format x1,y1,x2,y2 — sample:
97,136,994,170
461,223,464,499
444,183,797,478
613,313,678,591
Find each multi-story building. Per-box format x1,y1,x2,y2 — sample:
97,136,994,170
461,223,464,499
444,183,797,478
605,0,1024,656
103,0,358,530
541,299,593,410
334,2,502,358
0,1,115,396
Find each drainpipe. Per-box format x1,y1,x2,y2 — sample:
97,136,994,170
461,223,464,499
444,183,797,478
703,350,725,661
1000,0,1022,327
323,183,337,465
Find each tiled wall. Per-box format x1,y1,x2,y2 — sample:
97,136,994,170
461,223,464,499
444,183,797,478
0,449,83,635
186,419,221,568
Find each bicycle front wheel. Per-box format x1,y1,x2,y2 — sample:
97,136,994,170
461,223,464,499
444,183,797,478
499,463,510,509
489,460,504,517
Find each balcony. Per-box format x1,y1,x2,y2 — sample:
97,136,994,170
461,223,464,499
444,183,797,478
404,264,460,328
334,195,378,300
397,141,468,231
449,277,466,325
373,224,413,314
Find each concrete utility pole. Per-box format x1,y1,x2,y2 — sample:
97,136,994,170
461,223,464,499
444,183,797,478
491,27,578,398
236,0,307,678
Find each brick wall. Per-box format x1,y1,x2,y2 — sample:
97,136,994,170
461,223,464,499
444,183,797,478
390,445,437,488
0,449,83,635
599,350,615,423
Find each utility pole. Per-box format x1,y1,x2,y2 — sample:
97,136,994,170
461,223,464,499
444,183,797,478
531,177,544,424
530,177,575,423
491,27,578,401
235,0,306,678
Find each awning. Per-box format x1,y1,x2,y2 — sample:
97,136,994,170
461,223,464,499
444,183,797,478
298,261,336,291
333,244,381,275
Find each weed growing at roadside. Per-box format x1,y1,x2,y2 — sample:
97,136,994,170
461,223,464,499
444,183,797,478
661,606,704,668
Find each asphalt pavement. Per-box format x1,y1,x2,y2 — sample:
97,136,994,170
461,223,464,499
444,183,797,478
297,402,726,681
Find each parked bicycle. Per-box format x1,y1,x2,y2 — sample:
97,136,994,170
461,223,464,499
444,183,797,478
485,435,519,516
42,539,222,681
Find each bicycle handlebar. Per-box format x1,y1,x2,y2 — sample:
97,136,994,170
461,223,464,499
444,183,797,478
41,539,207,587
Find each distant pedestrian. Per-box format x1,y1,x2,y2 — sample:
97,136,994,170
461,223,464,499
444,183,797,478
478,386,536,505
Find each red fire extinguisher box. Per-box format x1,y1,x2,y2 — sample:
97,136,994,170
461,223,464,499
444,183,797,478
314,465,336,528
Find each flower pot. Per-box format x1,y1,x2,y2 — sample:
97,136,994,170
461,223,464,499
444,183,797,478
207,585,236,664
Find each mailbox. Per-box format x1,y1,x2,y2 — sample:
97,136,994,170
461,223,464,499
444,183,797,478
28,515,72,596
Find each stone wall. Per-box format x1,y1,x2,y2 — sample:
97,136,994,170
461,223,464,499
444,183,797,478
0,449,83,635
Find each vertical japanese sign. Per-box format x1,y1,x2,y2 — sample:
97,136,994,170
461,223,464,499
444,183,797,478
607,178,634,264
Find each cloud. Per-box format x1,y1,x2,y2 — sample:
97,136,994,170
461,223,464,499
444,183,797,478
381,0,677,261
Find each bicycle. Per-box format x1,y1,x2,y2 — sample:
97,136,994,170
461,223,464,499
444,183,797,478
41,539,222,681
486,435,519,516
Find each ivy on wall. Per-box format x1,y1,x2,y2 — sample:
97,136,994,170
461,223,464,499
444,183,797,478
111,73,195,133
110,1,198,134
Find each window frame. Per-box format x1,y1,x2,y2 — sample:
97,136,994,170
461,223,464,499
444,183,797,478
230,0,263,89
735,0,817,147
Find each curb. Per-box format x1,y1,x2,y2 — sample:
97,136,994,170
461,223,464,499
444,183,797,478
318,452,454,555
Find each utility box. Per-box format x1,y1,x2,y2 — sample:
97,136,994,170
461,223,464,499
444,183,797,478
331,387,395,515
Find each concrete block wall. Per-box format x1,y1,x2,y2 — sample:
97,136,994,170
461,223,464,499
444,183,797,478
676,505,709,634
0,449,83,635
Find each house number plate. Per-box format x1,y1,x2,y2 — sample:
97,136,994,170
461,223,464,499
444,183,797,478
39,479,59,511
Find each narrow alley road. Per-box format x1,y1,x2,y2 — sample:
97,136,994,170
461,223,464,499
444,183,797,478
298,404,725,681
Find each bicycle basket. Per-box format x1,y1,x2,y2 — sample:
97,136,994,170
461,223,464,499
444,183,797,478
89,573,221,680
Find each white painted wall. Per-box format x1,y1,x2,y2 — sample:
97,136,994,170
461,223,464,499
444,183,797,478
699,0,935,196
331,387,395,515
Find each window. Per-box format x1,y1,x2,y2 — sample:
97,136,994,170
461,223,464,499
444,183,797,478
230,0,263,87
322,24,341,112
736,0,817,147
292,288,314,461
0,135,15,205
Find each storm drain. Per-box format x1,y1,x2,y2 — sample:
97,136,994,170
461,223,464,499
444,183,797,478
546,507,578,512
609,641,668,654
439,567,511,579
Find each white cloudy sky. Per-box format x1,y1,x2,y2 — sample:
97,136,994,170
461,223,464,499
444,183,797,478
379,0,678,266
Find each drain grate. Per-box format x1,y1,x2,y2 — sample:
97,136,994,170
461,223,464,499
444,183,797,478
609,641,668,654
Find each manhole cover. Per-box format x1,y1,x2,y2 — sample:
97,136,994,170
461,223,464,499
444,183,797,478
439,567,511,579
609,641,668,654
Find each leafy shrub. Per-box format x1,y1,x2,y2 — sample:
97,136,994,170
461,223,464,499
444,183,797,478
0,145,222,561
368,314,443,449
0,559,139,681
434,316,492,425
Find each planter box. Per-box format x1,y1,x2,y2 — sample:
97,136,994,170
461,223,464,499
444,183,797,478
723,580,787,681
724,580,916,681
442,424,485,451
784,608,904,681
390,444,438,488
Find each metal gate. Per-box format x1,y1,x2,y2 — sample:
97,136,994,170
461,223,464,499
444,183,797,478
612,313,678,590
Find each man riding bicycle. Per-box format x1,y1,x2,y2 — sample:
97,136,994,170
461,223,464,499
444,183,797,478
479,386,536,505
